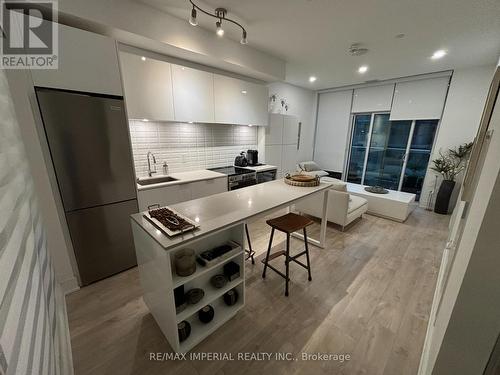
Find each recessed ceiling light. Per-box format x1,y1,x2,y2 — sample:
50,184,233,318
309,76,317,83
248,124,253,127
241,90,247,94
358,65,368,74
142,118,149,122
431,49,447,60
141,56,146,61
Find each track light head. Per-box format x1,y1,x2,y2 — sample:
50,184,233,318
189,7,197,26
216,20,224,36
240,30,248,44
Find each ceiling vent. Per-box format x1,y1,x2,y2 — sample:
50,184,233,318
348,43,369,56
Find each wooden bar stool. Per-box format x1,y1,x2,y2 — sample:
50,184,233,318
245,223,255,264
261,213,313,296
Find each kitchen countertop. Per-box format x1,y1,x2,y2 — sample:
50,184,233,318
240,164,277,172
131,179,331,251
136,170,226,191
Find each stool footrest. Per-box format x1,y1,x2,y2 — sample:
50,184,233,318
266,250,285,261
262,263,289,280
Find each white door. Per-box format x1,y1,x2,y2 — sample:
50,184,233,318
265,114,284,145
171,65,215,123
119,52,175,121
282,144,298,175
265,145,283,177
282,115,299,145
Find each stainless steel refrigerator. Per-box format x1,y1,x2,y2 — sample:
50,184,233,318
35,87,138,285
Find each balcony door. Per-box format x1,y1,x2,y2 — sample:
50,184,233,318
346,113,438,199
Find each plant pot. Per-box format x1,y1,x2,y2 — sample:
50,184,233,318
434,180,456,214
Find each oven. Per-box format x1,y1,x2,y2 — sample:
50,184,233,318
228,172,257,191
256,169,277,184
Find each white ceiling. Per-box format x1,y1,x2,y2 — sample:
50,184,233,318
140,0,500,90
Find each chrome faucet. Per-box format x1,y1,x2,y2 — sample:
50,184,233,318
147,151,157,177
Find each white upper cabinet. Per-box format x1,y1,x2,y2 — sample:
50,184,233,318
214,74,269,126
31,23,122,95
119,52,175,121
171,65,215,123
352,84,395,113
390,77,450,120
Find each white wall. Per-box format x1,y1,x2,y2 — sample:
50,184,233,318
1,68,73,375
5,70,79,294
420,70,500,374
267,82,317,162
57,0,285,83
419,65,495,208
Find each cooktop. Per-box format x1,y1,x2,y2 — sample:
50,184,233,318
208,166,254,176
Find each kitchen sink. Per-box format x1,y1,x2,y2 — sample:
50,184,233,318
137,176,178,186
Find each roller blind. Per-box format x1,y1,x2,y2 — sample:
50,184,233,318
314,90,353,172
390,77,450,120
352,84,395,113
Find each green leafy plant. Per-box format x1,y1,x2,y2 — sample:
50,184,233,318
431,142,473,181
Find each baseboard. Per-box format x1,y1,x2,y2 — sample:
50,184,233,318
59,276,80,295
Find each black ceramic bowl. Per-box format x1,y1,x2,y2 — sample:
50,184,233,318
210,274,227,289
177,320,191,342
186,288,204,304
198,305,215,323
223,288,239,306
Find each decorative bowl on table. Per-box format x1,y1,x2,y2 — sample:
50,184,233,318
364,186,389,194
284,173,320,187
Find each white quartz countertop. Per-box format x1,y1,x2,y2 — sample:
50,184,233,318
239,164,277,172
136,170,226,191
131,179,331,251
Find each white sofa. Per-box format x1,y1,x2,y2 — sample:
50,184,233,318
295,177,368,230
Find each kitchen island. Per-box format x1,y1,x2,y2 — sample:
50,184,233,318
130,179,331,352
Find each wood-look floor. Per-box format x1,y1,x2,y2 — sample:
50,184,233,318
66,208,449,375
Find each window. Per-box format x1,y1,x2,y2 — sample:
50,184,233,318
346,113,438,200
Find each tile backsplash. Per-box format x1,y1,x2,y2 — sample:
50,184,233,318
129,121,258,176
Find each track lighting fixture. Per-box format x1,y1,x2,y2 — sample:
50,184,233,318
188,0,248,45
240,30,248,45
216,20,224,36
189,6,198,26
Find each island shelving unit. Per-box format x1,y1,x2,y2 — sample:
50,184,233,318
130,179,332,353
131,220,245,353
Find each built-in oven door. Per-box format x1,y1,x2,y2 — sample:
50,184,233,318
229,179,257,190
257,169,277,184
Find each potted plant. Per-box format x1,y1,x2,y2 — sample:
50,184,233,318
431,142,473,214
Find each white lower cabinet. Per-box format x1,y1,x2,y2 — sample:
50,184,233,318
137,177,227,211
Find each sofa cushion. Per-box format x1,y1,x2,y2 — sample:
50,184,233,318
348,195,368,214
298,161,321,172
321,177,347,192
300,170,329,177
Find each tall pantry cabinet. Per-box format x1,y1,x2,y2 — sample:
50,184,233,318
265,114,300,177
